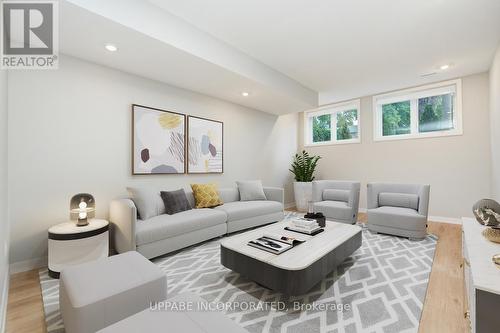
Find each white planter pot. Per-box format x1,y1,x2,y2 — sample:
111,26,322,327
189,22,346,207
293,182,313,212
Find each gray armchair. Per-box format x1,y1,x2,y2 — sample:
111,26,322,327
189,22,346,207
312,180,360,224
367,182,430,240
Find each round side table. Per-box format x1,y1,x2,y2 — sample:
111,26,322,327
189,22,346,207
48,219,109,278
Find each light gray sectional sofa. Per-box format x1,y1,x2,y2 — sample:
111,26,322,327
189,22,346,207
110,186,284,259
367,182,430,239
312,180,360,224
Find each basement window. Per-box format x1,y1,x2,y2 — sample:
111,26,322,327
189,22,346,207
304,100,361,146
373,79,462,141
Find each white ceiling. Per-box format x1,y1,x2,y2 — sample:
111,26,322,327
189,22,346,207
61,0,317,115
150,0,500,104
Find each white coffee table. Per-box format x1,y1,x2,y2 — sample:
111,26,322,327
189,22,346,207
220,220,362,295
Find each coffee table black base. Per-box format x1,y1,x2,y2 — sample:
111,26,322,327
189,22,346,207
221,230,362,296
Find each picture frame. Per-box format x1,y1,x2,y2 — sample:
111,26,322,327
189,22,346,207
132,104,186,175
187,116,224,174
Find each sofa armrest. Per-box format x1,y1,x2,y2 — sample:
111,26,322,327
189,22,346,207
418,185,431,217
109,199,137,253
367,183,379,209
348,182,361,210
263,187,284,205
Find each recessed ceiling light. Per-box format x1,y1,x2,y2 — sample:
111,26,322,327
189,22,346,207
440,64,450,70
241,92,250,97
105,44,118,52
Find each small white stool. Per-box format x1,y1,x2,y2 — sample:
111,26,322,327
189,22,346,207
48,219,109,278
59,251,167,333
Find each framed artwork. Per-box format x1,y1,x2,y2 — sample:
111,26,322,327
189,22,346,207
132,104,186,174
187,116,223,173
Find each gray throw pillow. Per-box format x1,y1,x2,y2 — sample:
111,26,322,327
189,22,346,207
127,187,165,220
323,189,350,202
236,180,267,201
160,189,192,215
378,192,419,210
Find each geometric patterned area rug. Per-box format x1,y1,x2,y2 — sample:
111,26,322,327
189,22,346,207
39,213,438,333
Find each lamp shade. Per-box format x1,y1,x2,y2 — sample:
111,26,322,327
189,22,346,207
70,193,95,226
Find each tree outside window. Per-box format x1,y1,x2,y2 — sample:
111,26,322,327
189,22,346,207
337,110,358,140
382,101,411,136
418,93,454,132
312,114,331,142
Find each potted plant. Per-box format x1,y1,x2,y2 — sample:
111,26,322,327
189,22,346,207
289,150,321,211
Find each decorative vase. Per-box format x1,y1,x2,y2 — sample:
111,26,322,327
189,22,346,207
293,182,312,212
493,254,500,267
472,199,500,226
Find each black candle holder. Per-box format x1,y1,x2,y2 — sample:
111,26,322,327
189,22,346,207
304,212,326,227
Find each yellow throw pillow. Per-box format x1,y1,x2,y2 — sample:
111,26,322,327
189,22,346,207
190,183,223,208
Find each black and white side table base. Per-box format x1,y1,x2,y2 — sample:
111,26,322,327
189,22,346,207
48,219,109,279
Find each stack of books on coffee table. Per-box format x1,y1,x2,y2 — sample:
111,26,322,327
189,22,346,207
286,218,323,235
248,233,305,254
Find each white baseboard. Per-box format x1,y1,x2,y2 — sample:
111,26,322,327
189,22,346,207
9,256,47,275
1,267,9,333
298,207,461,225
284,202,296,210
360,207,461,225
427,215,462,225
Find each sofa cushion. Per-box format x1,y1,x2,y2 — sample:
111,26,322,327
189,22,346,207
323,189,350,202
160,189,192,215
367,206,426,231
236,180,267,201
191,183,224,208
136,209,227,246
217,188,240,203
214,200,282,222
313,201,353,221
127,187,164,220
379,192,419,210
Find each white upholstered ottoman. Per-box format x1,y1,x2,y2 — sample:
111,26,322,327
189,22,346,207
59,251,167,333
97,293,247,333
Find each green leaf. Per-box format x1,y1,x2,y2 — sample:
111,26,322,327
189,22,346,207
289,150,321,182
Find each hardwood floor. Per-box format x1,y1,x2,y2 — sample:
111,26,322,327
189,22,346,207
6,270,46,333
418,221,469,333
5,213,468,333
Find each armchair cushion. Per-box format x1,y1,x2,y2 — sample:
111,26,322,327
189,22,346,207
323,189,350,203
368,206,426,231
378,192,419,210
313,201,353,222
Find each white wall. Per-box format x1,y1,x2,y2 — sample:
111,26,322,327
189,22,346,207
0,69,9,333
299,73,491,219
8,55,297,266
490,45,500,201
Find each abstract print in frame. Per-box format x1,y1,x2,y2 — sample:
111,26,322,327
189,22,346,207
187,116,223,173
132,104,186,174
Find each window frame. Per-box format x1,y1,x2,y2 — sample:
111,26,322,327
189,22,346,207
372,79,463,142
304,99,361,147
